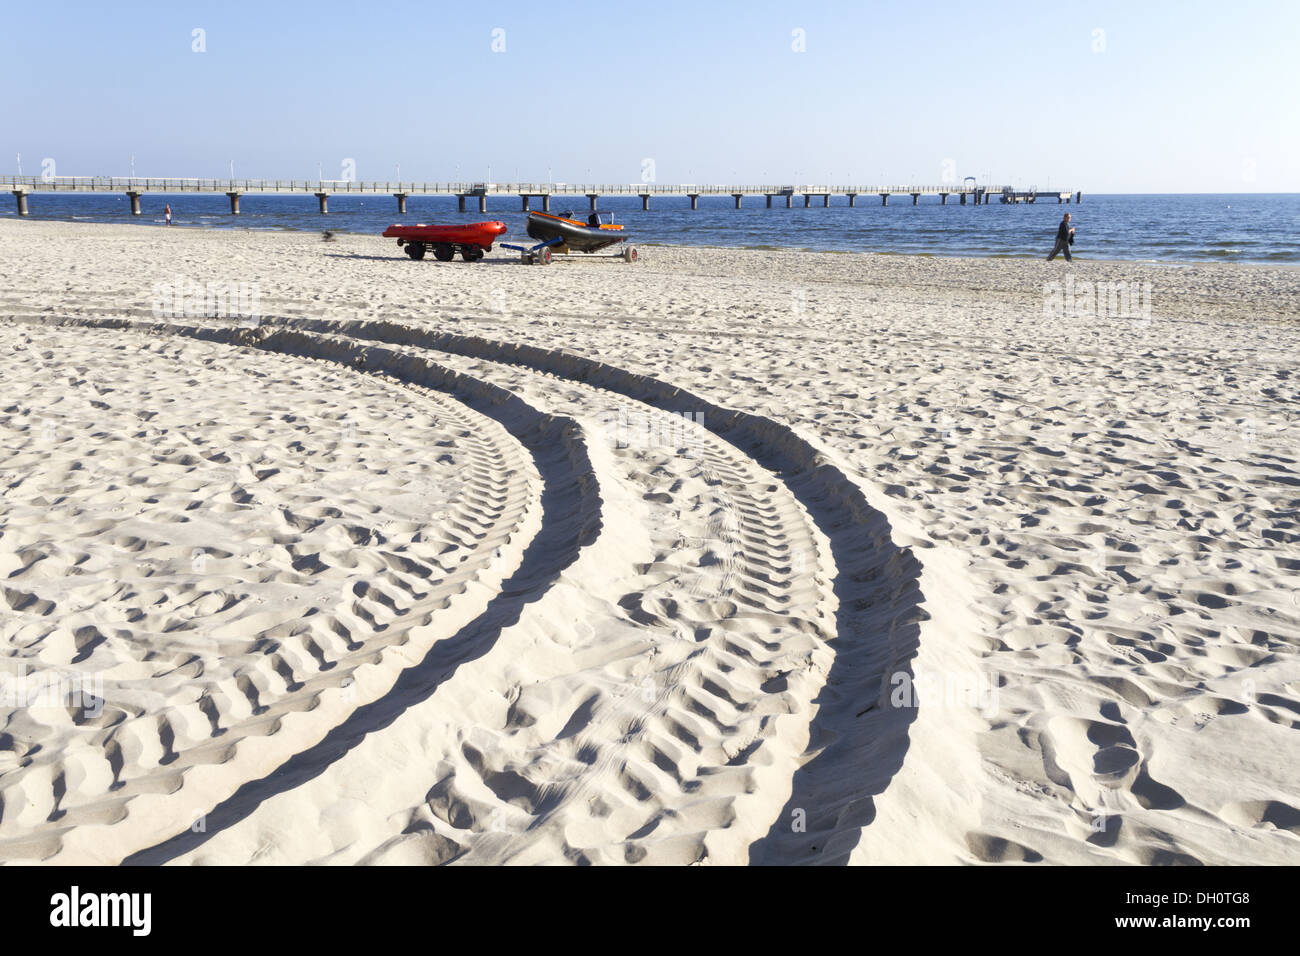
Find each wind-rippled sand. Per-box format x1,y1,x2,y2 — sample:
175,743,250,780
1,219,1297,865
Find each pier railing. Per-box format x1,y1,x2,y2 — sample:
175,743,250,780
1,175,1023,196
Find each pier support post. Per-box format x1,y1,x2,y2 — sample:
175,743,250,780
457,194,466,212
847,193,856,207
226,191,242,214
12,190,28,216
315,192,329,214
520,195,530,211
542,195,550,212
940,193,948,204
784,194,792,208
823,194,830,207
732,193,743,209
126,191,143,215
803,194,811,208
395,193,407,214
880,193,889,206
960,192,966,205
910,193,920,205
639,194,650,211
478,195,487,213
587,193,599,212
1076,191,1082,203
688,194,699,210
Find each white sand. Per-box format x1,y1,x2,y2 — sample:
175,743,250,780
1,218,1297,865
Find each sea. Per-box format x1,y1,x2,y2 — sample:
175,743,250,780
4,191,1298,264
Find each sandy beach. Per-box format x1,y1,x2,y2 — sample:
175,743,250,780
1,217,1297,866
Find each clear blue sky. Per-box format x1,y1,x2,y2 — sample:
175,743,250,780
2,0,1296,192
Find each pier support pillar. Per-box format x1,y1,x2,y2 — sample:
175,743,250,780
732,193,742,209
639,194,650,211
847,193,856,207
587,193,599,212
315,192,329,214
1076,191,1082,203
940,193,948,204
910,193,919,205
457,194,466,212
960,193,966,205
880,193,889,206
520,195,530,211
12,190,28,216
226,191,242,214
803,194,811,208
765,194,772,208
823,194,830,207
395,193,407,214
126,191,143,215
542,195,550,212
478,195,487,213
688,194,699,210
785,194,792,208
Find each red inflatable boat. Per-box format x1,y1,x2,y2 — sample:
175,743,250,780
382,220,507,262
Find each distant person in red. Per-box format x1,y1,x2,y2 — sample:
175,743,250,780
164,204,172,226
1047,212,1074,261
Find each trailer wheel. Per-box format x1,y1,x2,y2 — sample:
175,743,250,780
461,246,484,262
622,246,638,263
433,244,455,262
536,247,552,265
406,242,426,260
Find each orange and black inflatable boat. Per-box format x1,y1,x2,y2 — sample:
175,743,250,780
525,210,629,254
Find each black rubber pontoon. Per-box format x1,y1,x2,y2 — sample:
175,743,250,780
525,211,629,254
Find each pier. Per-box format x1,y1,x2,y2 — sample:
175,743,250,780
0,176,1080,216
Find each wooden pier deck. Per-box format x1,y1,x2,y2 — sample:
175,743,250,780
1,176,1081,216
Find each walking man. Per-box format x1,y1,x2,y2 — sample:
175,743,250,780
1047,212,1074,261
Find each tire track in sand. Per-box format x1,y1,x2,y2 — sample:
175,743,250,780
0,321,549,863
222,316,929,864
11,313,927,864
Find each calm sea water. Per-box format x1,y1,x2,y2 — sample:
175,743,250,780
5,191,1297,264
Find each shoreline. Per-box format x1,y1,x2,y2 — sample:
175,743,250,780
4,214,1300,273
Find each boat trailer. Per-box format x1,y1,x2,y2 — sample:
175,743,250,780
500,237,639,266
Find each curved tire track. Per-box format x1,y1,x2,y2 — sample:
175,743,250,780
12,313,928,864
